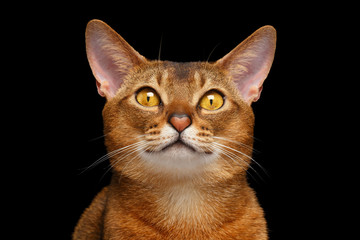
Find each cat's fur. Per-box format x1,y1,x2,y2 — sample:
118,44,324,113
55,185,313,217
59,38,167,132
73,19,276,240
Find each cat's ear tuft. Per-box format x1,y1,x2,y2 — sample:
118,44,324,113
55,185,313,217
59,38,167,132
86,19,146,99
215,25,276,104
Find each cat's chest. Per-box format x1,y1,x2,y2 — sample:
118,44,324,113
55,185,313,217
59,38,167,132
159,184,204,218
152,183,221,230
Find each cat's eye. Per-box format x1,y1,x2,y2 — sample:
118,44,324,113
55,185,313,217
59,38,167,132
136,88,161,107
199,90,224,111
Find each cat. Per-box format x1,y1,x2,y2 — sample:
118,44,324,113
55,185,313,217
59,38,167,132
73,19,276,240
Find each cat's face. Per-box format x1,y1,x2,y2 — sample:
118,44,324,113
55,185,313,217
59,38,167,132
86,20,276,181
102,62,254,179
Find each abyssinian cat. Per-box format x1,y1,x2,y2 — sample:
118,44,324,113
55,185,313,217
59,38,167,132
73,19,276,240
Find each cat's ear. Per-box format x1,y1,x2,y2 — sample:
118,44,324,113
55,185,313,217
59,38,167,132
86,19,146,99
215,26,276,104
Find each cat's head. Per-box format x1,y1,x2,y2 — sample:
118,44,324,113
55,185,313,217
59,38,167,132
85,20,276,182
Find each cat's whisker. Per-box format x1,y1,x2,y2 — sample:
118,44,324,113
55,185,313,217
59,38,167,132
211,143,263,181
81,141,147,174
136,134,147,139
102,142,148,178
199,146,214,167
144,144,158,153
212,142,269,177
158,33,163,61
110,142,148,169
212,144,258,180
212,136,258,153
206,42,221,62
88,124,125,142
102,149,146,182
125,149,148,176
203,128,259,141
211,144,248,169
88,133,108,142
111,148,148,182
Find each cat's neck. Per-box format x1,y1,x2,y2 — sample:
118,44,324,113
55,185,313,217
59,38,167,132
110,173,252,235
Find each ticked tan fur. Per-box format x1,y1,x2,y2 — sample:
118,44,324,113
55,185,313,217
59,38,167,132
73,20,276,240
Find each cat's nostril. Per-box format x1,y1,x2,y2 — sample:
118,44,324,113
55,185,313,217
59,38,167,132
169,114,191,133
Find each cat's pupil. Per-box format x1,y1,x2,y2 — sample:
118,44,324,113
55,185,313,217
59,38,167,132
147,92,154,102
208,95,215,105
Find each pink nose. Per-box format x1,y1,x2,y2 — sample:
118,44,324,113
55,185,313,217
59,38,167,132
169,114,191,132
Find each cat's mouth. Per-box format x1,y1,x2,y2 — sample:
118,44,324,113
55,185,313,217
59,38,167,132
158,139,212,154
160,139,196,152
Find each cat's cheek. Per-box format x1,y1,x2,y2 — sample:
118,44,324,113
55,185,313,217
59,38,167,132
197,112,230,133
125,103,164,131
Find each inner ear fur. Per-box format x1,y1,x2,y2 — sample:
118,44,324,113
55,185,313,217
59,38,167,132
85,19,146,99
215,26,276,104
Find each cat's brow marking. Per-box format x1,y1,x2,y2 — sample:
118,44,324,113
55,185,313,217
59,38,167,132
194,71,206,88
156,69,168,86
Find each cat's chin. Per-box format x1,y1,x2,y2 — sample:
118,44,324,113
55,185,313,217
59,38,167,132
140,142,217,176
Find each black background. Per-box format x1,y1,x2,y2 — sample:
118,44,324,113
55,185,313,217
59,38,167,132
8,4,352,240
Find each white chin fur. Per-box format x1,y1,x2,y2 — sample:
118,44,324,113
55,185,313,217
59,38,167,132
140,145,217,177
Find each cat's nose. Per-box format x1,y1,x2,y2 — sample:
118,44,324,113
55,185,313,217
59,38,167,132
169,113,191,133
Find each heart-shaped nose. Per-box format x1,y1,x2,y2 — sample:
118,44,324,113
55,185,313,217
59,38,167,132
169,114,191,133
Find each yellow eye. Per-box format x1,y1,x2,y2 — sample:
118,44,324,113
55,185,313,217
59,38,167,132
136,88,161,107
199,90,224,110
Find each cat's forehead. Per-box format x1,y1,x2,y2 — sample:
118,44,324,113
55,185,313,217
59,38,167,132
162,62,203,81
145,61,225,89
